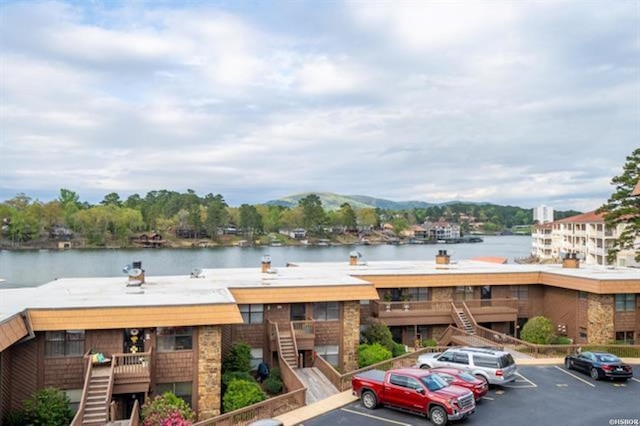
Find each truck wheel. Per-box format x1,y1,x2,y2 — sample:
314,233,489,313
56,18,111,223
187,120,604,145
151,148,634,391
429,406,448,426
420,364,431,369
361,390,378,410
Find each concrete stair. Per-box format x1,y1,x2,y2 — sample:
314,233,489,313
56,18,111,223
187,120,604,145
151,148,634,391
279,331,299,368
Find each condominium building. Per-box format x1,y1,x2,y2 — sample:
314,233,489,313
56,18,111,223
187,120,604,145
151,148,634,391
533,204,554,224
1,253,639,424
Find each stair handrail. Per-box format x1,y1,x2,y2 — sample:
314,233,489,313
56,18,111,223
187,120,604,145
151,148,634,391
289,321,300,367
129,398,140,426
105,355,116,421
70,356,94,426
461,301,478,328
449,302,467,331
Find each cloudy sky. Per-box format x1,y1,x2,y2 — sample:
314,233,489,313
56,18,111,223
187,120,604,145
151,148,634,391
0,1,637,211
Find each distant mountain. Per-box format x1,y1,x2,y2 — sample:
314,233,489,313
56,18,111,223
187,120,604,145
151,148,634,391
264,192,436,211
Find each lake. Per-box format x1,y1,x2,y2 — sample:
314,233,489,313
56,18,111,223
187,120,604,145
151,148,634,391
0,235,532,287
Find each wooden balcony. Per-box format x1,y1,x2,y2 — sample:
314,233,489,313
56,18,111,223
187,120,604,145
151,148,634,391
112,350,152,394
291,320,316,351
371,298,518,326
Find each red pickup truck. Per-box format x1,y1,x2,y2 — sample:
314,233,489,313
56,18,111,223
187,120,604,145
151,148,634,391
351,368,475,426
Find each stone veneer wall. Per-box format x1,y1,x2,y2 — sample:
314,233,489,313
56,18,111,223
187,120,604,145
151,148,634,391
587,294,614,344
197,326,222,420
342,301,360,372
431,287,453,301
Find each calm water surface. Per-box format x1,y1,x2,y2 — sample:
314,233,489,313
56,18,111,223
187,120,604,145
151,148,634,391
0,235,532,287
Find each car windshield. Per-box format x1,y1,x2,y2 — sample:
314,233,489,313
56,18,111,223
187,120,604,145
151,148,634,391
421,373,449,391
458,372,478,382
596,354,620,363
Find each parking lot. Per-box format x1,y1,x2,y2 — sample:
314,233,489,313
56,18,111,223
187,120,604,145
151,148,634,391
302,365,640,426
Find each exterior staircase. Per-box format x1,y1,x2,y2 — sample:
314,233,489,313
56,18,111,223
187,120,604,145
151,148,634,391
452,306,476,335
278,330,299,368
82,368,112,425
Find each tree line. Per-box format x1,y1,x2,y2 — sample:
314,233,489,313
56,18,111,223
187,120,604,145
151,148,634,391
0,189,579,247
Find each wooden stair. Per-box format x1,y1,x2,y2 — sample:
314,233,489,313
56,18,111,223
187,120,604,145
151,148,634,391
278,330,298,368
82,368,111,425
452,308,475,335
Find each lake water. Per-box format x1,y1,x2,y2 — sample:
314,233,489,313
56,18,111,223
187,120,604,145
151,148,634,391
0,235,532,288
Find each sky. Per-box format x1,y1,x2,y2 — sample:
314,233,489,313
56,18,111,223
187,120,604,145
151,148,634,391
0,1,638,211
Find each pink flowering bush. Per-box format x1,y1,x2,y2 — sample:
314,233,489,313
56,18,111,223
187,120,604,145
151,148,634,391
142,392,195,426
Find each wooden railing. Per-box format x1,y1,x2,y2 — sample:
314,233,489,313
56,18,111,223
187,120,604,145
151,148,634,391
461,302,478,327
463,298,518,311
105,357,115,421
372,300,451,315
289,322,299,367
114,349,152,382
70,356,94,426
129,399,140,426
450,302,467,329
312,352,342,390
195,322,306,426
291,320,315,335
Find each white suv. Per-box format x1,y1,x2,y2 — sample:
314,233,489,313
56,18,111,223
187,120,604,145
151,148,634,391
416,347,517,385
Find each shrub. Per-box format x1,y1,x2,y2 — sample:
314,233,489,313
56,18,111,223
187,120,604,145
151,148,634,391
223,379,266,412
270,366,282,381
362,319,395,353
263,376,284,395
521,316,554,344
141,392,195,426
5,410,28,426
550,336,572,345
421,338,438,347
358,343,392,368
392,342,406,357
222,371,255,389
23,388,73,426
222,342,252,373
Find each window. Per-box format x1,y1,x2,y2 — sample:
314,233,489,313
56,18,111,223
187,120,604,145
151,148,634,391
156,382,192,407
407,287,430,301
454,286,474,301
290,303,306,321
579,327,588,340
157,327,193,352
315,345,339,366
452,352,469,365
473,355,498,368
511,286,529,299
240,304,264,324
615,294,635,312
313,302,339,321
616,331,634,343
250,348,264,370
389,374,407,387
45,330,84,357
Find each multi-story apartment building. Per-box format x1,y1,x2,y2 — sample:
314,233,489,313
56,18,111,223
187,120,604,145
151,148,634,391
533,204,554,224
1,252,639,424
531,222,557,259
423,221,461,240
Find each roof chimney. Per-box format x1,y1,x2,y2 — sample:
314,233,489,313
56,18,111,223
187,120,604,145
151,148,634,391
349,251,361,266
562,252,580,269
436,250,450,265
261,255,272,273
127,261,145,286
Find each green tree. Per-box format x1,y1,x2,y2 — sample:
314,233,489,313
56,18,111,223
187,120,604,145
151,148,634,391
23,387,74,426
362,319,395,353
239,204,263,238
597,148,640,264
299,194,326,233
101,192,122,207
339,203,357,229
204,194,228,238
521,316,554,344
357,208,378,228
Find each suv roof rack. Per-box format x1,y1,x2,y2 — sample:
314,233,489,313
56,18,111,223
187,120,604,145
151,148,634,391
457,347,505,355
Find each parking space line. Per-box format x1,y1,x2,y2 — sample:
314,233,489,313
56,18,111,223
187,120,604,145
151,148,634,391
341,408,412,425
481,396,494,400
515,372,538,388
553,366,596,387
631,378,640,383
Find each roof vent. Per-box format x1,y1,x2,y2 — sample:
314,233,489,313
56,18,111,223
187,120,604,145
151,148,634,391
349,251,362,266
190,267,204,278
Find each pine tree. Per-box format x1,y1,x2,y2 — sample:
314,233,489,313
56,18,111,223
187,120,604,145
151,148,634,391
597,148,640,264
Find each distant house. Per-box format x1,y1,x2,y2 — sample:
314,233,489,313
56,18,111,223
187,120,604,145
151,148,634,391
423,221,460,240
288,228,307,239
401,225,428,239
49,225,74,240
131,232,166,248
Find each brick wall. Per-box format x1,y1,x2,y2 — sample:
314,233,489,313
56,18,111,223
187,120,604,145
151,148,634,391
315,321,341,346
228,324,265,349
264,303,291,324
43,357,84,389
8,338,37,413
86,329,122,356
542,287,579,339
